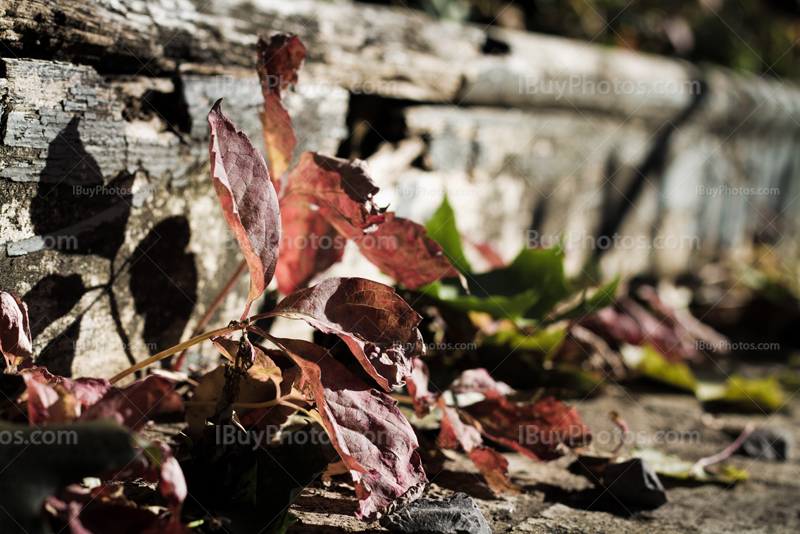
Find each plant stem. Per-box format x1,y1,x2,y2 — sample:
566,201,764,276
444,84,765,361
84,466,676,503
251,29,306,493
694,422,755,470
172,259,247,371
110,326,235,384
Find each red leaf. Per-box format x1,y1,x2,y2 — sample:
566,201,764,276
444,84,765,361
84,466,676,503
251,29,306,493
270,277,424,391
464,392,591,461
275,199,344,295
208,100,281,318
283,152,385,229
80,376,184,430
276,153,458,291
0,291,32,371
257,34,306,181
22,368,111,424
353,213,461,291
437,398,520,493
270,337,427,521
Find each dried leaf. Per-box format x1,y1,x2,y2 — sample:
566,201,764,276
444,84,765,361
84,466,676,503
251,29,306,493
185,348,293,442
270,337,427,521
0,291,32,371
437,398,520,493
464,392,591,461
208,100,281,317
270,277,424,391
257,34,306,181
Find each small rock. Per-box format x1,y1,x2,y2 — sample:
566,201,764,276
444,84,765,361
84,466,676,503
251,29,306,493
601,458,667,509
740,427,794,461
380,492,492,534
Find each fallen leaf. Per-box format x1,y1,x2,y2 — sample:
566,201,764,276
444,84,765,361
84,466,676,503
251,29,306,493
448,368,515,396
464,392,591,461
437,398,520,493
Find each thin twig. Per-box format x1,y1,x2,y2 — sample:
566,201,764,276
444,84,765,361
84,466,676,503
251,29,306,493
694,422,755,470
172,259,247,371
109,325,235,384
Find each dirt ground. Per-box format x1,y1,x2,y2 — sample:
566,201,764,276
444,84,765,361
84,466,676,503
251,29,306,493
287,385,800,533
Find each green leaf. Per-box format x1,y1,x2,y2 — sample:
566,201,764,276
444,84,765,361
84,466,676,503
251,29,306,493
698,374,785,413
482,323,568,356
621,344,697,391
552,276,620,322
425,194,471,274
426,246,571,321
630,448,748,484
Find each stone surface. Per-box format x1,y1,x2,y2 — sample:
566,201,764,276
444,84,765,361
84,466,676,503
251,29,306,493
380,492,491,534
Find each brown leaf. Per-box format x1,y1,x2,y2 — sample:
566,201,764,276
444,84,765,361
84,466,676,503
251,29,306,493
270,337,427,521
0,291,32,371
437,398,520,493
465,392,592,461
270,277,424,391
257,34,306,181
208,100,281,317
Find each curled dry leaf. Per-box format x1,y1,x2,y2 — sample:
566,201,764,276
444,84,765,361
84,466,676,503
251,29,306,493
208,100,281,318
79,375,184,431
0,291,33,371
464,391,591,461
257,33,306,182
437,398,520,494
270,277,424,391
270,337,427,521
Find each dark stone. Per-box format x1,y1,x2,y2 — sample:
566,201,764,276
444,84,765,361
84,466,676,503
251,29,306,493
380,492,491,534
601,458,667,509
740,427,794,462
